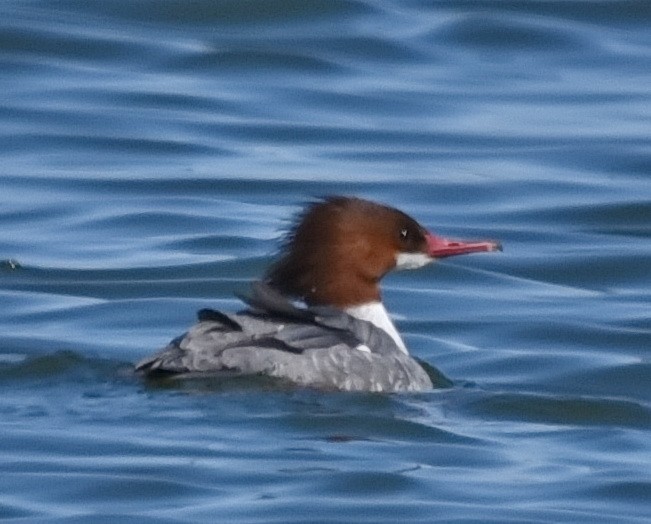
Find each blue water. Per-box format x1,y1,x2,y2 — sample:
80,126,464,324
1,1,650,521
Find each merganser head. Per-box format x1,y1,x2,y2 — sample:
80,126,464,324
265,196,501,308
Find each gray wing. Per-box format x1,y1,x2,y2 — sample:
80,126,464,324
135,310,432,392
136,310,359,375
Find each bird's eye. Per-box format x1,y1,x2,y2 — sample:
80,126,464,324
399,228,409,240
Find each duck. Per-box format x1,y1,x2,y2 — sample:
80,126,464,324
136,196,500,392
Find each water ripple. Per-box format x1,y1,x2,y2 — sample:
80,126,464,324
1,0,650,521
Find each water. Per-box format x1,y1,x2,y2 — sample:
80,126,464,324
1,0,650,521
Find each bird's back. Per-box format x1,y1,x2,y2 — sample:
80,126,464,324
136,283,433,392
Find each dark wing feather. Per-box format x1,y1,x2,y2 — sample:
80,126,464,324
197,308,242,329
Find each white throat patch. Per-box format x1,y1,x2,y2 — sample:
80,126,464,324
395,252,433,270
345,302,408,354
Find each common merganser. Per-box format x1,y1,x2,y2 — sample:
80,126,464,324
136,196,500,392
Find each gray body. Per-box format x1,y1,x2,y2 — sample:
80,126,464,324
136,282,433,392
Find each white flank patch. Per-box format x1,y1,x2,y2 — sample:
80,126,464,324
355,344,371,353
345,302,408,354
395,252,433,270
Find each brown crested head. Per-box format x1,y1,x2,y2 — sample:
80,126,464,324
265,196,431,308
